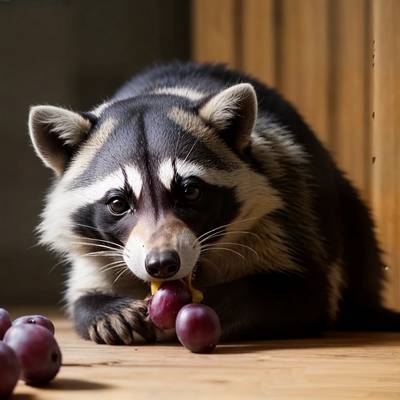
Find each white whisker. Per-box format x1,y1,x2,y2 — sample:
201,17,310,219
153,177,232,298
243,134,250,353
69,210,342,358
200,256,219,270
113,268,129,284
202,242,259,258
198,230,262,245
70,224,125,250
79,250,123,258
196,217,260,243
98,260,126,272
69,241,124,254
101,265,126,274
70,235,125,250
200,246,246,260
180,135,200,167
49,257,70,273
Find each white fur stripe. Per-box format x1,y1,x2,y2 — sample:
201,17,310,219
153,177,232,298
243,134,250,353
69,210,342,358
159,158,235,188
158,159,175,190
91,101,112,117
70,165,142,204
152,86,205,101
158,158,236,188
158,157,283,214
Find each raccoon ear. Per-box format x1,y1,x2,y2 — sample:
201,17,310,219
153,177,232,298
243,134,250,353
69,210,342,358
28,105,93,175
199,83,257,152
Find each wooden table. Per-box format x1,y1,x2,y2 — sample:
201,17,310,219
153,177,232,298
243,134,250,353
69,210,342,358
10,309,400,400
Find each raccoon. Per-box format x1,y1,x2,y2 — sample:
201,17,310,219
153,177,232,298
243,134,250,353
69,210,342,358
28,62,400,345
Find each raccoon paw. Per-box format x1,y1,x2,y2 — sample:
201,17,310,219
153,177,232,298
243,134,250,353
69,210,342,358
86,299,156,345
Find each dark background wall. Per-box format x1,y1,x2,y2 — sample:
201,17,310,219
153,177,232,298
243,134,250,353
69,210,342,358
0,0,190,305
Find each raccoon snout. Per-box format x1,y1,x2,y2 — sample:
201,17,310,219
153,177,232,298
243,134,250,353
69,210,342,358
145,250,180,279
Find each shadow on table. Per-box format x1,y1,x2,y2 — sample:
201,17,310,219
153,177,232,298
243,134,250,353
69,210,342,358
13,395,36,400
43,378,112,391
215,332,400,355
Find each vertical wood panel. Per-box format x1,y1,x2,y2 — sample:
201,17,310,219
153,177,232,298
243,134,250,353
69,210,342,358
191,0,399,309
278,0,331,145
372,0,400,310
192,0,240,67
241,0,276,85
330,0,371,200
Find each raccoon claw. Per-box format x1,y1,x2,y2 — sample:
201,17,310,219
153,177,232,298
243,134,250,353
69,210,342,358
88,300,156,345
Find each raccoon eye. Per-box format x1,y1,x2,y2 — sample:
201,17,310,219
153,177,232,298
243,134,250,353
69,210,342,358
182,181,201,202
107,196,130,216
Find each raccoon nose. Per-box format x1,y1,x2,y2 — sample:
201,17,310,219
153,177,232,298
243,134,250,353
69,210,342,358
145,250,180,279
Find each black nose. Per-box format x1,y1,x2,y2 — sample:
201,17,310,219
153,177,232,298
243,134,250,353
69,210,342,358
145,250,180,279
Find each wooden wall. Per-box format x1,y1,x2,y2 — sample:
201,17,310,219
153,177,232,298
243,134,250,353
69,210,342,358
192,0,400,310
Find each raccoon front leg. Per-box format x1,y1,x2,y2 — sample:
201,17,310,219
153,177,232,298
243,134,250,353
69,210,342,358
73,293,156,345
66,257,155,345
203,271,330,341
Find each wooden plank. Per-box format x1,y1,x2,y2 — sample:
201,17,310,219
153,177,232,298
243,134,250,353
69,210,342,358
371,0,400,311
9,310,400,399
330,0,371,200
192,0,240,67
241,0,276,86
278,0,331,146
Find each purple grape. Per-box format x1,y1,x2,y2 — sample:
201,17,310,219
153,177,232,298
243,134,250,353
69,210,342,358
13,315,55,335
149,281,192,329
0,341,21,398
4,324,62,385
176,304,221,353
0,307,12,339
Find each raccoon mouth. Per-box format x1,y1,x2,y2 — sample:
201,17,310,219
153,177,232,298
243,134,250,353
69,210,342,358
150,265,197,289
150,264,203,303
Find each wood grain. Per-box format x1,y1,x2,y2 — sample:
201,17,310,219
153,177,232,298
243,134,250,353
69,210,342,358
10,309,400,400
371,0,400,311
241,0,276,86
192,0,240,67
330,0,371,200
190,0,399,309
277,0,331,145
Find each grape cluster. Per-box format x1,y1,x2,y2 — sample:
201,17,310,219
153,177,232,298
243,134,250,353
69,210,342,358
149,281,221,353
0,308,61,398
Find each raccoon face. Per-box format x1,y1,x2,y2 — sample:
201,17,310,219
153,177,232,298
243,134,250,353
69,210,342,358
29,84,282,282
